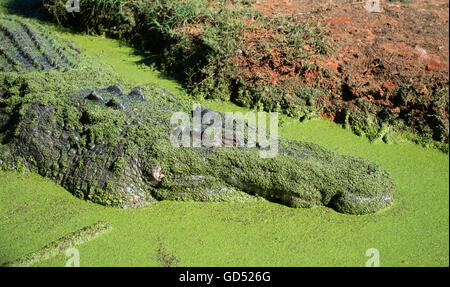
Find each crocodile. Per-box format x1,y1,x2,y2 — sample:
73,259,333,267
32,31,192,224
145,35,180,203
0,18,395,214
0,17,79,72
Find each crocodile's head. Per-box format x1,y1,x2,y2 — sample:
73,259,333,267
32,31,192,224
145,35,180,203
326,156,395,214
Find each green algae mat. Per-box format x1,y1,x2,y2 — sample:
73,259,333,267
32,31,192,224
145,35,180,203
0,117,448,266
0,3,448,267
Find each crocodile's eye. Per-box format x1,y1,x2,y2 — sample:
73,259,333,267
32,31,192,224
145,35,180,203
367,166,376,175
151,165,165,182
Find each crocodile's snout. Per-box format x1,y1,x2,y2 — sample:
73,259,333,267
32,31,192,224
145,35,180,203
328,161,395,214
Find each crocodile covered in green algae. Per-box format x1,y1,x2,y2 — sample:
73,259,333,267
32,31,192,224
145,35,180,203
0,17,395,214
0,17,80,72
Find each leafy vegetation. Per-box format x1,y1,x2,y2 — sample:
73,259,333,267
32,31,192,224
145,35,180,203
43,2,331,113
41,0,449,152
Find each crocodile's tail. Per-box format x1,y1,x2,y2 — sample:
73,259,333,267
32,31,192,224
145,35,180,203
0,17,80,72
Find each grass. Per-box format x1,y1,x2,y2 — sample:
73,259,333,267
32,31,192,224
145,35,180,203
0,1,448,266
